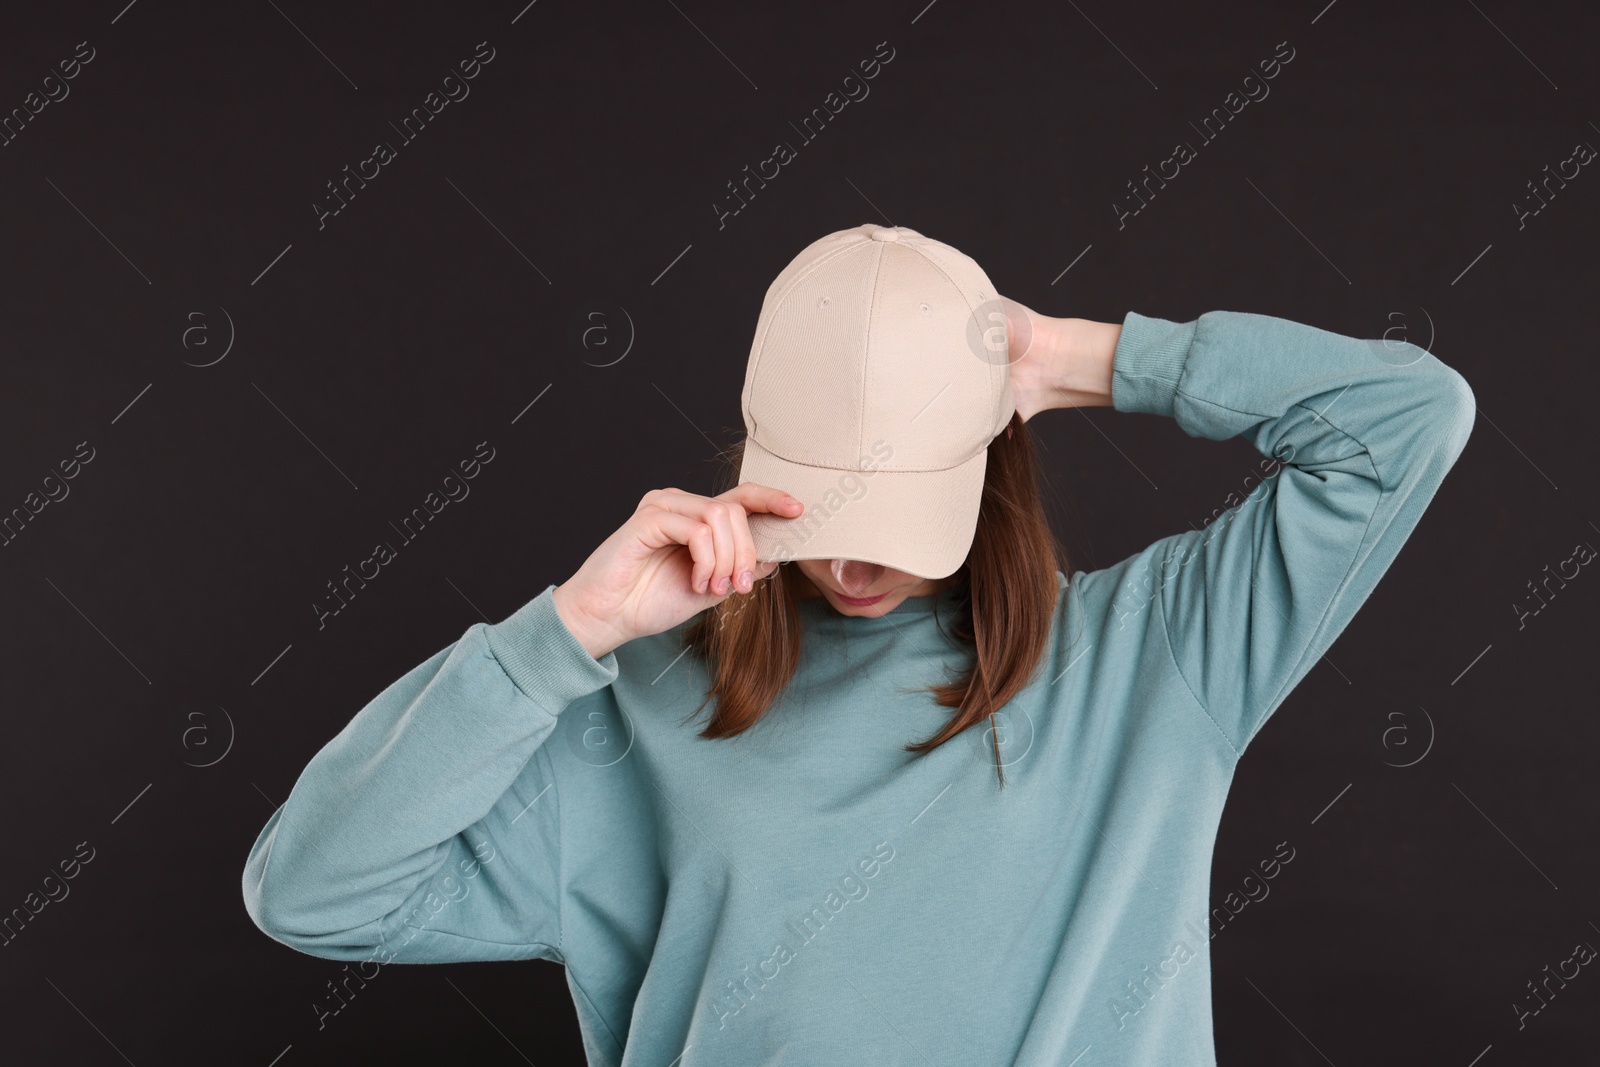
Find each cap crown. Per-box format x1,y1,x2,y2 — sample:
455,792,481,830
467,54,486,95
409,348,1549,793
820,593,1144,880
740,224,1014,474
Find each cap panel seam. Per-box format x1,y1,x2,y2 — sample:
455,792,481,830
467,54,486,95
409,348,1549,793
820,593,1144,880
901,241,1004,418
860,239,886,463
747,235,871,444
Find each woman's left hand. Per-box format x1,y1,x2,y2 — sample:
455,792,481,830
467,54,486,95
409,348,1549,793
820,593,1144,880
1000,296,1120,421
1000,297,1056,424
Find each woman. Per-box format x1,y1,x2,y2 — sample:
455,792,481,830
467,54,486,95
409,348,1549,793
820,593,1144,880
243,224,1475,1066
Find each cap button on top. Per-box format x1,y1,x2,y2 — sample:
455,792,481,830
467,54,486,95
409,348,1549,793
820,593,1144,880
867,226,900,242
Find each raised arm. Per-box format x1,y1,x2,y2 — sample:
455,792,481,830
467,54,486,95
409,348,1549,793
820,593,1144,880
241,586,619,964
242,478,803,965
1015,304,1475,756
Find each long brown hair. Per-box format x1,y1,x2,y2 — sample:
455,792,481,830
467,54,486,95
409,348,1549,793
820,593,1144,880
682,412,1067,785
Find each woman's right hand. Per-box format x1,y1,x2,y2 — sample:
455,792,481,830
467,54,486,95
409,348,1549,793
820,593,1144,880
550,483,805,659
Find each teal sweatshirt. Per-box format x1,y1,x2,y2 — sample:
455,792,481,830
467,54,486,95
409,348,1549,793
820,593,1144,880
242,309,1475,1065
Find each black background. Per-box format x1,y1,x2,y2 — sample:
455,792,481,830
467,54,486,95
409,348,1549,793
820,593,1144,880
2,1,1596,1064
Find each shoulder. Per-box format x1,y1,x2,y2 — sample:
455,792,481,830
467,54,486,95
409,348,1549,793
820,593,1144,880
1062,536,1185,645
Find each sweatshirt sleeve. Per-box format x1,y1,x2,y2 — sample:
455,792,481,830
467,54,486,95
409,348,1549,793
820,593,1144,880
241,584,620,964
1102,309,1475,756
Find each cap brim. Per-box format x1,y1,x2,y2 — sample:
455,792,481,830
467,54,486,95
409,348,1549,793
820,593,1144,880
736,434,985,581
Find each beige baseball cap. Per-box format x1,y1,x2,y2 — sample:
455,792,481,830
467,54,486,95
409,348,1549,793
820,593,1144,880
737,223,1015,580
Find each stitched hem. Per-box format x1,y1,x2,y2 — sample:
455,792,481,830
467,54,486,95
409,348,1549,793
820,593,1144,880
547,742,568,959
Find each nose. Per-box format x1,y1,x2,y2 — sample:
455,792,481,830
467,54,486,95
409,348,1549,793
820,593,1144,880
831,558,884,594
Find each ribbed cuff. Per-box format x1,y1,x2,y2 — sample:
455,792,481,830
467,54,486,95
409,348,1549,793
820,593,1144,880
483,584,620,714
1110,311,1196,417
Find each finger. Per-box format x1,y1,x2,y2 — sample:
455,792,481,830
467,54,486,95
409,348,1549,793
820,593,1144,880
718,483,803,588
636,507,718,595
642,485,801,594
724,483,807,583
715,481,805,519
698,499,740,596
636,487,702,516
647,484,803,521
723,499,760,594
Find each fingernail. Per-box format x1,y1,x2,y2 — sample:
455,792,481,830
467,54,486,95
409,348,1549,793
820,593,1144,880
738,569,753,591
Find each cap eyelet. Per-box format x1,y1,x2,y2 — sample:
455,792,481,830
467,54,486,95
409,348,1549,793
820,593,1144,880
818,296,832,308
918,302,931,314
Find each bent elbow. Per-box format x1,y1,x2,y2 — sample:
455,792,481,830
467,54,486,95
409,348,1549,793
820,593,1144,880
1431,365,1476,464
242,831,360,958
243,869,377,961
242,857,313,947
